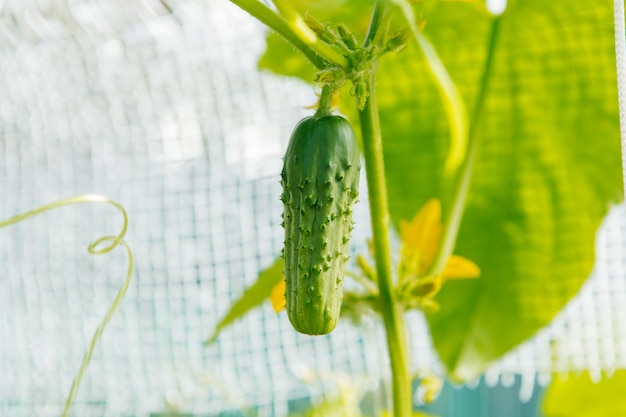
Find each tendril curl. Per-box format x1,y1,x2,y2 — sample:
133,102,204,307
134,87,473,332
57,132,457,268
0,193,134,417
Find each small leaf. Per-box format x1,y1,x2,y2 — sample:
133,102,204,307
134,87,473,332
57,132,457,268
542,371,626,417
259,32,315,82
204,258,283,345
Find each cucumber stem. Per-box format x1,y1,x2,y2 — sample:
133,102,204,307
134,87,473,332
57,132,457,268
314,85,334,117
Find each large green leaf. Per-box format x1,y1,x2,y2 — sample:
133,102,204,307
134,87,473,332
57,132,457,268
353,0,622,379
388,1,623,380
257,1,623,379
542,372,626,417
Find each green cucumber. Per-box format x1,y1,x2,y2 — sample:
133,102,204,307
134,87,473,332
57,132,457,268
281,114,360,335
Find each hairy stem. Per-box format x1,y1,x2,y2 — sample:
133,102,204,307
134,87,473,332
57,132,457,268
359,72,412,417
314,84,334,117
360,3,412,416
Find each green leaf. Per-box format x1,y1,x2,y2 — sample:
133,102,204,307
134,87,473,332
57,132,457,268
259,32,317,82
375,1,622,379
204,258,283,345
542,371,626,417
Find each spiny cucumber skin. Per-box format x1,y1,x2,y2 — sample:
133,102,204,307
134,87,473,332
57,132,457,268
281,115,360,335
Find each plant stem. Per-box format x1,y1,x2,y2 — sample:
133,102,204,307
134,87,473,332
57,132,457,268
360,3,411,416
270,0,349,67
359,72,412,417
425,17,502,277
314,84,334,117
229,0,345,69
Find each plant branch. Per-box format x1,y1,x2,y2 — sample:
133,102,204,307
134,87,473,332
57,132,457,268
229,0,348,68
359,5,412,416
271,0,349,67
314,84,334,117
426,17,502,277
358,72,412,417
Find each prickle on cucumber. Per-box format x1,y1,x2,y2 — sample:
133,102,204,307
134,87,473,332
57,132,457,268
281,114,360,335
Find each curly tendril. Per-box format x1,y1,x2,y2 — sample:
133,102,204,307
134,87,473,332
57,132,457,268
0,194,134,417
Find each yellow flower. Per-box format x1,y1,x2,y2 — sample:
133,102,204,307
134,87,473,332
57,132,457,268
399,199,442,278
270,279,287,313
416,371,443,405
399,199,479,303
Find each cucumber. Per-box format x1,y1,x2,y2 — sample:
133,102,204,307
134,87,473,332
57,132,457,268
281,115,360,335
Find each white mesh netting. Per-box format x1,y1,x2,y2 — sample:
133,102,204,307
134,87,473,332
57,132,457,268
0,1,625,416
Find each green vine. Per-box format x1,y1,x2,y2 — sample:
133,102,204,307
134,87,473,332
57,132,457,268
359,4,413,416
314,84,335,117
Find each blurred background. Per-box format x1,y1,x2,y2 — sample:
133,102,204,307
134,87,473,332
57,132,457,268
0,1,625,416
